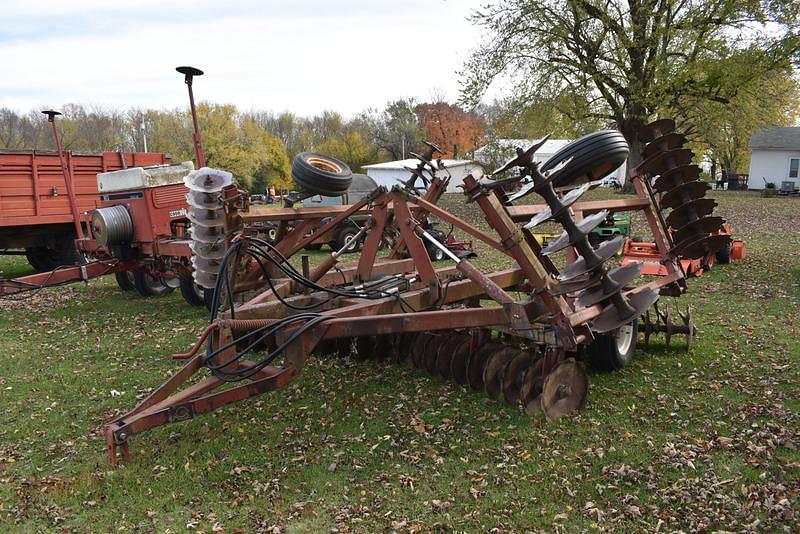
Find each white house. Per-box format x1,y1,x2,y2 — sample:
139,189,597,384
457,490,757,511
474,138,627,185
362,159,483,194
748,126,800,190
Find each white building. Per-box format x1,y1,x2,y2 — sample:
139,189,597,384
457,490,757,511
748,126,800,190
362,159,483,194
474,138,627,184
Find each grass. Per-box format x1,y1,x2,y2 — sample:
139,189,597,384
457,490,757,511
0,189,798,532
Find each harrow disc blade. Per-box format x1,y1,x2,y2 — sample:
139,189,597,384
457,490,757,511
521,358,544,414
639,118,676,143
335,337,353,358
660,180,711,209
665,198,717,229
652,164,701,193
558,236,624,281
436,333,467,378
640,148,694,177
501,350,536,404
483,347,518,401
374,335,393,361
411,333,430,368
552,273,602,296
524,183,592,229
396,333,418,364
672,216,725,246
467,342,502,391
540,359,589,421
576,263,643,309
449,337,472,385
671,233,731,260
423,334,447,374
542,210,610,255
592,288,659,333
641,132,687,160
355,336,377,360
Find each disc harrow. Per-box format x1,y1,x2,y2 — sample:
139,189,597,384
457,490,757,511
104,121,724,465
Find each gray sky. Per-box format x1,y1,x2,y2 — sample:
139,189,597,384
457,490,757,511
1,0,489,116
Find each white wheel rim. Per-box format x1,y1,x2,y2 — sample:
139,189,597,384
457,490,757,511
616,322,634,355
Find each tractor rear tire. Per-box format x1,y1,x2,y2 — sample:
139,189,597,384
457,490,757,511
114,271,136,291
133,271,174,297
292,152,352,197
588,319,638,371
541,130,629,188
179,275,206,306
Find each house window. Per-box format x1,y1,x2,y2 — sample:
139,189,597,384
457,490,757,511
791,158,800,178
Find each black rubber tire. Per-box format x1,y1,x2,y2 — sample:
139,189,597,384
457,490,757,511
715,242,732,264
292,152,353,196
303,243,324,251
114,271,136,291
541,130,629,188
24,240,78,271
588,319,638,371
25,248,53,272
426,242,446,262
334,227,361,253
203,287,215,311
179,275,206,306
132,271,174,297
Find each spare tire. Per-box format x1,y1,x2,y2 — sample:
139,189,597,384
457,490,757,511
541,130,629,188
292,152,352,196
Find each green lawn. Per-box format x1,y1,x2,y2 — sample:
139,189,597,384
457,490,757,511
0,189,797,532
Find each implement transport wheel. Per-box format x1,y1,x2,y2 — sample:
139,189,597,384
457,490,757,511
334,227,361,253
133,271,174,297
114,271,136,291
292,152,352,197
540,359,589,421
588,319,638,371
541,130,629,188
179,275,206,306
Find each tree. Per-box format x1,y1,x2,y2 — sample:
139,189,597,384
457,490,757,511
414,102,486,158
461,0,800,169
358,99,422,160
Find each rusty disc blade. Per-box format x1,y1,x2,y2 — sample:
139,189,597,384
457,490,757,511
436,333,466,378
521,358,545,414
665,198,717,229
540,359,589,421
640,148,694,177
660,180,711,209
576,262,643,309
652,164,701,193
424,334,447,374
671,233,731,260
355,336,377,360
525,182,592,228
483,347,518,401
672,216,725,246
639,118,676,143
335,337,353,358
467,342,502,391
592,288,659,333
641,132,687,160
552,273,603,296
501,350,535,404
411,333,430,368
373,335,393,361
558,236,624,281
396,333,418,365
449,338,472,385
541,210,610,255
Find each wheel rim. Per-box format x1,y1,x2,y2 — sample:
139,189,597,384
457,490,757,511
343,233,357,252
306,156,342,174
434,248,444,261
162,275,180,289
616,322,635,355
268,228,277,241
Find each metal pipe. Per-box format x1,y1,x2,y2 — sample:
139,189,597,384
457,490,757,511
42,110,84,241
176,66,206,167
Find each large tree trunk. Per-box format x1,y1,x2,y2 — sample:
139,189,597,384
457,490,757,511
620,117,645,191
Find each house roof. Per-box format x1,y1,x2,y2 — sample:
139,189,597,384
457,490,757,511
362,158,474,170
474,138,571,156
748,126,800,150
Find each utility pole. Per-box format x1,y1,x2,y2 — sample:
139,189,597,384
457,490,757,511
141,117,148,152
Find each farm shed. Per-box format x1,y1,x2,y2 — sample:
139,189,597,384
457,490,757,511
748,126,800,191
362,159,483,193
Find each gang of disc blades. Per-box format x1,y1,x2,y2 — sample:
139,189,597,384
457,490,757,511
672,216,725,246
640,148,694,177
665,197,717,228
482,347,518,401
520,358,545,414
591,288,660,333
641,132,687,160
653,164,702,192
467,342,502,391
575,262,643,309
671,233,731,260
660,180,711,209
501,350,535,404
541,210,610,255
558,235,625,281
639,118,676,143
525,182,591,228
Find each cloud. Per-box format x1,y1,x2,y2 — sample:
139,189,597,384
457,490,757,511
0,0,486,116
